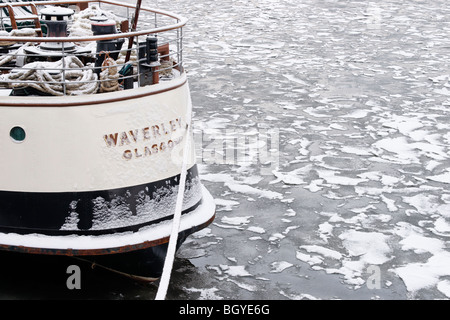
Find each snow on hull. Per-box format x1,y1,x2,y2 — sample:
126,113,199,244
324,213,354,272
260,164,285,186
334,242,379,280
0,185,215,255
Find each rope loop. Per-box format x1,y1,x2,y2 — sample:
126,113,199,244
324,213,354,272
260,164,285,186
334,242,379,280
99,51,120,93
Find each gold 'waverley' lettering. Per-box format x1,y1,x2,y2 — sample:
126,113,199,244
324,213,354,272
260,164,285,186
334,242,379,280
103,118,184,161
103,118,182,148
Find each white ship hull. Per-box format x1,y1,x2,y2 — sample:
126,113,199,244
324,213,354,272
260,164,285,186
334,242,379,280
0,71,215,252
0,0,215,280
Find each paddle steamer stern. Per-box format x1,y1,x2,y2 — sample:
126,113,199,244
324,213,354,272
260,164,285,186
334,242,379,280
0,0,215,279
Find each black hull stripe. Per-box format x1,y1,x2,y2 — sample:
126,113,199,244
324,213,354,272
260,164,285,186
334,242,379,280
0,165,200,236
0,199,202,236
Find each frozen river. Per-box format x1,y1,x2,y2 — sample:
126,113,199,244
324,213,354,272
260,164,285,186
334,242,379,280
1,0,450,300
176,0,450,300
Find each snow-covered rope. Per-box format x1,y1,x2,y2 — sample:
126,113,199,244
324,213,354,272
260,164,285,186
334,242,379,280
68,4,123,40
6,55,99,95
0,41,31,67
154,86,193,300
0,28,36,67
0,28,36,46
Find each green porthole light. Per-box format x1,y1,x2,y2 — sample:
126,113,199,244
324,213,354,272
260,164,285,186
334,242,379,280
10,126,26,143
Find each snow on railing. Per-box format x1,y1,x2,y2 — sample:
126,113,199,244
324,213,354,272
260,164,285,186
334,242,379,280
0,0,186,96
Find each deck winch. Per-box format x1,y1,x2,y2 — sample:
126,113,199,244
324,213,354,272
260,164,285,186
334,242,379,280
139,36,160,86
91,16,124,74
39,6,75,52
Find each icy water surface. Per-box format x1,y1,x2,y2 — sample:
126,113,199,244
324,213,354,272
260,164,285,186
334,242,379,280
2,0,450,300
175,0,450,300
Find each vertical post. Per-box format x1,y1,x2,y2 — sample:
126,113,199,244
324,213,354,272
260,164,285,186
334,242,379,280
62,41,66,96
176,25,180,70
147,36,160,85
136,35,140,86
179,27,183,72
0,7,4,31
152,65,159,84
125,0,143,63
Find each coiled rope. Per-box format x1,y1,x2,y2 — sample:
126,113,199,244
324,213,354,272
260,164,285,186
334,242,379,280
0,28,36,67
6,55,99,96
0,28,36,46
99,51,119,93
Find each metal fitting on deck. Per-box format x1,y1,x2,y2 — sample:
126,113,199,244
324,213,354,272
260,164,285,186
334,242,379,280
139,36,161,86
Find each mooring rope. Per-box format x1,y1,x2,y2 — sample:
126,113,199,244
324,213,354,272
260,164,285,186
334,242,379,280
6,55,99,95
99,51,119,93
154,86,193,300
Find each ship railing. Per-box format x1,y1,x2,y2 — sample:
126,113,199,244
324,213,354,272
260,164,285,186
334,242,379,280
0,0,187,96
